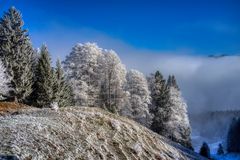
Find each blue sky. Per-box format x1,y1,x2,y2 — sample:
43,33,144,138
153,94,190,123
1,0,240,111
1,0,240,59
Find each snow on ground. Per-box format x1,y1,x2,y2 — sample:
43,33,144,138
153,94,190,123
212,153,240,160
191,131,240,160
0,106,205,160
191,129,224,154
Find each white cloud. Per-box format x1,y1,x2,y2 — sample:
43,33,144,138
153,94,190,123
120,52,240,113
29,28,240,113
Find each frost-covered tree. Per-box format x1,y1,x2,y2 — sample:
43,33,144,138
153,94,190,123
199,142,211,158
0,60,11,100
125,69,152,127
165,75,192,149
0,7,34,102
119,91,132,118
98,50,127,113
53,59,74,107
148,72,192,149
63,43,102,106
148,71,171,135
34,45,54,108
69,79,88,106
227,117,240,153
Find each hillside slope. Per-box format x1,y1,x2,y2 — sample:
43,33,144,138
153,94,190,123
0,106,205,160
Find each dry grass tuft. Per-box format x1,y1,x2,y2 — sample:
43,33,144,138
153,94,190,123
0,102,29,116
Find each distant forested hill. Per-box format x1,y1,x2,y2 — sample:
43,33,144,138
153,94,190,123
190,110,240,138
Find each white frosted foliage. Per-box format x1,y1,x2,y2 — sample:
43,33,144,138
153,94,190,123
63,43,103,106
0,60,11,100
50,102,59,111
166,86,191,147
125,69,152,127
98,50,127,113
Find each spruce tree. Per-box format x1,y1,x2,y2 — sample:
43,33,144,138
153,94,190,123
28,49,40,104
53,59,74,107
166,75,192,149
167,75,179,90
149,71,171,135
199,142,210,158
167,75,172,87
217,143,224,155
227,117,240,153
0,7,34,103
34,45,54,108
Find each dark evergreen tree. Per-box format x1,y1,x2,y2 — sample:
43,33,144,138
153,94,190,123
149,71,171,136
167,75,173,87
53,59,74,107
217,143,224,155
34,45,54,108
199,142,211,158
167,75,179,90
31,48,40,74
227,117,240,153
27,48,40,104
0,7,34,103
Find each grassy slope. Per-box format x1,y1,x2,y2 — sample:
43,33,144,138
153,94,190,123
0,105,206,160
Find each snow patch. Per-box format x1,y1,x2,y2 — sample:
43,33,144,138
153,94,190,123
131,142,142,155
110,119,121,131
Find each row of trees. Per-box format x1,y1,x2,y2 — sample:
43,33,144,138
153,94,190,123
63,42,192,148
149,72,192,148
63,43,128,113
31,45,73,108
0,7,72,107
0,7,192,149
199,142,224,158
